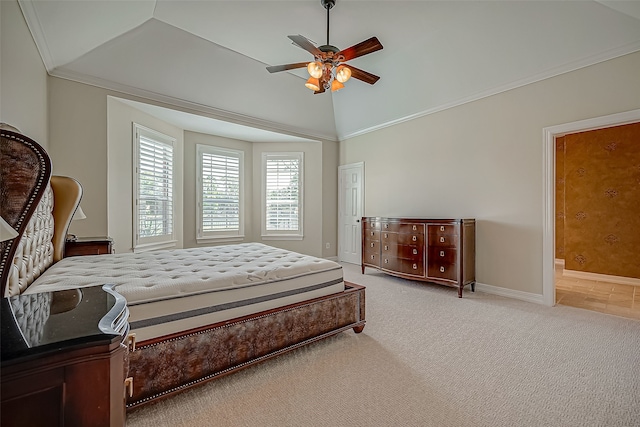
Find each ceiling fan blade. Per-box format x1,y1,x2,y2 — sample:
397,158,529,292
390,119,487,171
337,37,383,62
266,62,309,73
346,65,380,85
288,35,322,56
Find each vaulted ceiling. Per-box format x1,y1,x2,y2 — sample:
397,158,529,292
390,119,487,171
19,0,640,142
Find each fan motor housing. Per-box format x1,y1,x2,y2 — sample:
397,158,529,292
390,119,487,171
322,0,336,10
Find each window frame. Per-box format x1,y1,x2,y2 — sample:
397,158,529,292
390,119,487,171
132,123,177,253
261,152,304,240
196,144,245,243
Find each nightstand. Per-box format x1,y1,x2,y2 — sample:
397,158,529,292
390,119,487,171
1,285,129,426
65,236,114,257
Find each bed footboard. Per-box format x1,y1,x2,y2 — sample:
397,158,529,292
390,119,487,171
126,282,365,409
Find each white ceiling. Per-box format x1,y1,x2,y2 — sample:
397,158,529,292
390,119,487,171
19,0,640,142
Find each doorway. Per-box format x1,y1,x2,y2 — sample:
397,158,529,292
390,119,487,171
338,162,364,265
542,108,640,307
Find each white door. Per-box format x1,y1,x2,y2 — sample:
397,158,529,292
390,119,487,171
338,162,364,264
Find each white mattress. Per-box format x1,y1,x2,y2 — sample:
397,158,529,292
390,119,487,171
27,243,344,341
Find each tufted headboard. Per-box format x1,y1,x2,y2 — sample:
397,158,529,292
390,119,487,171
1,129,83,297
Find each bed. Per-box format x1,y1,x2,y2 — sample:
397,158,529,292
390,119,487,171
0,128,365,410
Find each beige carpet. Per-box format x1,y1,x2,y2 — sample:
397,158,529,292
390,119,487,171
127,263,640,427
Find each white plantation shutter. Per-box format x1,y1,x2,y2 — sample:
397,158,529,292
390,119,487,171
133,124,176,251
197,145,244,240
262,153,303,238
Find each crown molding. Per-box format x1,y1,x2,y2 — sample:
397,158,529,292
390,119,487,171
49,67,339,143
338,41,640,141
18,0,56,72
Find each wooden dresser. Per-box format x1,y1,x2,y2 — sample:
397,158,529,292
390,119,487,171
362,217,476,297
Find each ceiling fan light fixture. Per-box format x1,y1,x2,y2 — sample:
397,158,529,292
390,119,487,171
307,61,323,78
331,79,344,92
335,65,352,83
305,77,321,91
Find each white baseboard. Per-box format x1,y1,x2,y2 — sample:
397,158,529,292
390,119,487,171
474,282,545,305
326,256,338,261
562,270,640,287
555,258,565,267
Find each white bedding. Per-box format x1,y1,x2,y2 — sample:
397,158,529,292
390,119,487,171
27,243,344,341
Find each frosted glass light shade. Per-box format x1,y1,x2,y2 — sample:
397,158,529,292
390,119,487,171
0,216,18,242
335,65,352,83
307,61,323,79
331,80,344,92
305,77,320,91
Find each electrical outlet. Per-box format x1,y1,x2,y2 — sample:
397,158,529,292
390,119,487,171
325,243,330,249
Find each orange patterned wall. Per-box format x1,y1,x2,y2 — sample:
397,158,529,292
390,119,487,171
558,122,640,278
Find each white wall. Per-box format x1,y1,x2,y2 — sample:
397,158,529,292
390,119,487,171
45,77,336,257
107,97,184,254
340,51,640,296
182,131,254,248
252,141,325,257
0,0,48,147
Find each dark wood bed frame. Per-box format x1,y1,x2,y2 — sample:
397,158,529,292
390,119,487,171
0,129,366,412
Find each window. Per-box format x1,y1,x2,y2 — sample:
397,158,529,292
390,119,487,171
262,152,303,239
197,145,244,242
133,124,176,252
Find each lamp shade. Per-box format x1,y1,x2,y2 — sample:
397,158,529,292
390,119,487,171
0,216,18,242
335,65,352,83
307,61,323,79
72,206,86,221
331,80,344,92
305,77,320,91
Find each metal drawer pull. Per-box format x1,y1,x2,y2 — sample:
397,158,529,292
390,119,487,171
127,332,136,352
440,237,445,243
440,226,445,231
412,236,417,242
384,259,389,264
384,245,388,250
440,251,445,257
385,233,388,238
413,263,418,269
125,377,134,397
371,255,375,260
412,225,417,231
384,223,389,228
370,242,375,248
371,231,374,236
413,249,418,255
440,266,445,273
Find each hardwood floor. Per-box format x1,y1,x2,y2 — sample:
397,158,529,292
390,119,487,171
555,266,640,321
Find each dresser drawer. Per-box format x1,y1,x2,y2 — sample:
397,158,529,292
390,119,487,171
380,256,399,271
398,245,424,261
364,240,379,251
363,250,380,266
365,229,380,241
428,247,457,264
398,223,424,234
400,259,424,276
428,233,458,247
381,242,398,256
398,233,424,246
381,221,400,232
428,262,458,282
428,224,457,236
381,231,398,244
363,219,381,230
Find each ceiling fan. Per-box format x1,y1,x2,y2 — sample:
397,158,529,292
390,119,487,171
266,0,383,94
